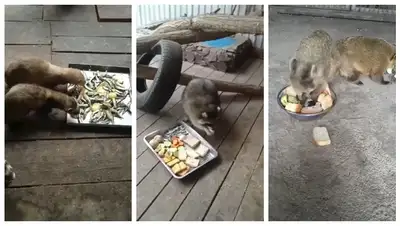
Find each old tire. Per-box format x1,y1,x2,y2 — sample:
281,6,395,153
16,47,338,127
137,40,183,113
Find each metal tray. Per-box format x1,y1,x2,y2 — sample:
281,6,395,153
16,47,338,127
143,121,218,179
66,64,132,128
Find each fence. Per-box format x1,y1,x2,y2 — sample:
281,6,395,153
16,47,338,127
136,4,264,49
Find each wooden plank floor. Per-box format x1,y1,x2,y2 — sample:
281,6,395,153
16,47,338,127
136,58,264,221
5,5,131,221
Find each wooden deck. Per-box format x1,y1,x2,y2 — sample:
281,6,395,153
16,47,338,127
136,57,264,221
5,5,132,221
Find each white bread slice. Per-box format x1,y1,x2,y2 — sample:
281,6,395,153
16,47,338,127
285,103,302,113
313,127,331,146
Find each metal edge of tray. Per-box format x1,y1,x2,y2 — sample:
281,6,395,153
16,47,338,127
66,63,132,129
143,121,218,179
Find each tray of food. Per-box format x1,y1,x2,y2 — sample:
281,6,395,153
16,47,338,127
143,121,218,179
277,85,336,121
66,64,132,128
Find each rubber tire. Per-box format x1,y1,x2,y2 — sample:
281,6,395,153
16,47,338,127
136,40,183,113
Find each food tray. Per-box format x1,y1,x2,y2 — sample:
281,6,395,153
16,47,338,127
143,121,218,179
66,64,132,128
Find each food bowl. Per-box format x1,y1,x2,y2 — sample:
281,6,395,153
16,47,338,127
277,85,337,121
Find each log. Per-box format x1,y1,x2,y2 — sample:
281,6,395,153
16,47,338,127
153,15,263,35
137,14,263,55
137,64,263,96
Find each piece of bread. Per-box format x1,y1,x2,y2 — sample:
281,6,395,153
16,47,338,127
285,86,297,96
285,103,302,113
317,93,333,110
186,147,200,158
313,127,331,146
195,144,209,157
182,135,200,149
185,157,200,168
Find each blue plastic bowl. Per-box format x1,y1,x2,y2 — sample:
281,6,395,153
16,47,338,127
277,85,337,121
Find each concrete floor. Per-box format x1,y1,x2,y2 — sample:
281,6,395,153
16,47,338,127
268,12,395,221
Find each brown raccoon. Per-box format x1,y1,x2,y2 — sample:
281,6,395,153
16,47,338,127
5,57,85,89
335,36,396,85
5,84,78,124
289,30,336,102
4,58,84,123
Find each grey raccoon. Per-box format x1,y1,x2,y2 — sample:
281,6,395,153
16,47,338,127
182,78,221,136
289,29,337,102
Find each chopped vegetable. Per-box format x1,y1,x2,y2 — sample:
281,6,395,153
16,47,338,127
280,95,288,106
167,158,180,167
178,167,190,176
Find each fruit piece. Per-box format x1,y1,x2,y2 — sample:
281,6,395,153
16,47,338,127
287,95,299,104
313,127,331,146
195,144,209,157
163,156,172,163
171,164,182,174
172,139,179,146
178,162,187,171
280,95,288,106
185,157,200,168
317,93,333,110
285,103,302,113
178,148,187,161
178,167,190,176
178,141,184,146
158,148,166,157
155,144,163,152
166,158,180,167
163,141,172,147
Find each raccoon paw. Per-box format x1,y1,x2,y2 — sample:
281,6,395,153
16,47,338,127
204,126,215,136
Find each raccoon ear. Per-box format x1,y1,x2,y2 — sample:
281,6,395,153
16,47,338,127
289,58,297,72
201,112,208,118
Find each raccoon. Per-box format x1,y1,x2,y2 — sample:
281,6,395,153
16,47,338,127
5,58,83,123
289,29,336,102
5,57,85,89
182,78,221,136
5,84,78,124
335,36,396,85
